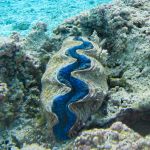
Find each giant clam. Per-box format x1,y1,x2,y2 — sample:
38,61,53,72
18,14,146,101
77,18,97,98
41,36,108,140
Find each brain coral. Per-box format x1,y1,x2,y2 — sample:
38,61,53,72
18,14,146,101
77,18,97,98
41,36,108,140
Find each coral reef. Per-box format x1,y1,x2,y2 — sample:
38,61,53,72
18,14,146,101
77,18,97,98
41,36,108,140
0,23,52,149
51,0,150,135
0,0,150,149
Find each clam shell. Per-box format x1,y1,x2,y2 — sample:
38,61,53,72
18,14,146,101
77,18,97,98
41,36,108,140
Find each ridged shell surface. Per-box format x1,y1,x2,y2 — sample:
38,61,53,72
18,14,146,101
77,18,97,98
41,36,108,140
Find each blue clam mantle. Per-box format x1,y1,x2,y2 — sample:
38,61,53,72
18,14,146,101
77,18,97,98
52,37,93,140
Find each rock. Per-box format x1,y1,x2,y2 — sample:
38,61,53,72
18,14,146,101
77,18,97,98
66,122,150,150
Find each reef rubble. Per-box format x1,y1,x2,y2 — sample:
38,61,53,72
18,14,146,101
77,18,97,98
0,0,150,149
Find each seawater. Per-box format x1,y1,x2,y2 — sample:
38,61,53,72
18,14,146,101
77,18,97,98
0,0,111,36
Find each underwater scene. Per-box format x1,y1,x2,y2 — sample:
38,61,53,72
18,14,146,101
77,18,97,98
0,0,150,150
0,0,110,36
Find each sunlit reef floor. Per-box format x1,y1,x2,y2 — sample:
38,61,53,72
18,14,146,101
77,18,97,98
0,0,111,36
0,0,150,149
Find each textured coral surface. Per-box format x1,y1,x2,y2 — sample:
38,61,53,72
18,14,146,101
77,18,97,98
68,122,150,150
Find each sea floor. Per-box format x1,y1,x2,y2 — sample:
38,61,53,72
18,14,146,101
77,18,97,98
0,0,111,36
